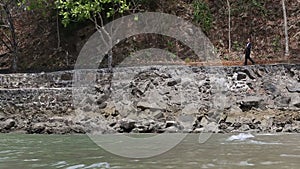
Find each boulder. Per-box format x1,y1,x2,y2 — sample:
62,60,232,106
119,119,136,132
164,126,179,133
137,102,165,111
98,102,107,109
181,103,199,115
199,116,209,127
238,96,263,111
193,128,204,133
167,78,181,86
165,121,178,128
152,111,164,119
237,72,247,80
202,122,219,133
0,113,5,121
1,119,16,130
177,114,196,130
225,115,236,125
286,84,300,93
274,96,291,107
29,123,46,134
263,82,279,95
239,124,250,131
290,95,300,108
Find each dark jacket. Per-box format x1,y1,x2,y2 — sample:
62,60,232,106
244,42,252,55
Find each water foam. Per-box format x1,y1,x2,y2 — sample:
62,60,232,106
238,161,255,166
248,140,282,145
84,162,110,169
280,154,300,158
226,133,255,141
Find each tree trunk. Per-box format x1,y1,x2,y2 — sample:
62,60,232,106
2,3,18,71
282,0,289,57
92,14,113,72
56,10,61,48
227,0,231,53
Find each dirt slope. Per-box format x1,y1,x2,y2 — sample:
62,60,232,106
0,0,299,72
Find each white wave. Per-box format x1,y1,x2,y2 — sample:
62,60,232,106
84,162,110,169
256,133,294,136
0,157,9,161
248,140,283,145
238,161,255,166
226,133,255,141
256,133,278,136
260,161,282,165
280,154,300,158
0,150,14,154
23,159,39,162
201,163,215,168
66,164,85,169
51,161,68,168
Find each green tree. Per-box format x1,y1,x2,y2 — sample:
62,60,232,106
56,0,130,70
193,0,213,33
55,0,129,27
19,0,130,70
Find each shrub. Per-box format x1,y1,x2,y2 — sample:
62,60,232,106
193,0,213,33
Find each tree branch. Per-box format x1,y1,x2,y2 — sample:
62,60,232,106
0,24,9,28
0,36,12,51
2,31,12,46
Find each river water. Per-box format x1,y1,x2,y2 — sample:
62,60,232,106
0,133,299,169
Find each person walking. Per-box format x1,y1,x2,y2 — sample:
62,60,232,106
244,38,255,65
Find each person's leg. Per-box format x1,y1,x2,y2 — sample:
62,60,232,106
249,57,255,64
244,54,248,65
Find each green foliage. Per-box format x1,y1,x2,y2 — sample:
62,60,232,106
250,0,267,16
272,35,281,52
167,40,174,49
19,0,130,27
193,0,212,33
55,0,130,27
223,54,229,61
233,41,243,51
232,0,268,17
184,57,191,63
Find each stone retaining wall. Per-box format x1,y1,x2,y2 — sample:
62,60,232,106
0,64,299,134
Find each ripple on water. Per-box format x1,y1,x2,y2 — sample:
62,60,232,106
248,140,283,145
201,163,215,168
23,159,39,162
0,157,9,161
255,133,289,136
186,161,198,165
238,161,255,166
260,161,283,165
280,154,300,158
66,164,85,169
65,162,110,169
110,166,122,169
222,139,283,145
84,162,110,169
83,156,104,160
51,161,68,168
0,150,14,154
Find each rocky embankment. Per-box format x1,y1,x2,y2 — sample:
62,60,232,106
0,64,299,134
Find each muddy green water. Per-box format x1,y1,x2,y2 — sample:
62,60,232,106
0,133,299,169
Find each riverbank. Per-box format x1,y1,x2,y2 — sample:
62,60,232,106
0,64,299,134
